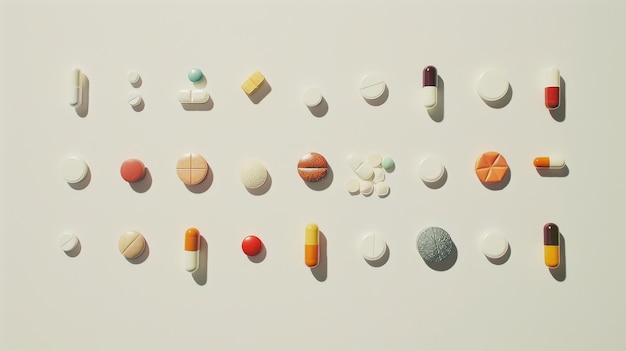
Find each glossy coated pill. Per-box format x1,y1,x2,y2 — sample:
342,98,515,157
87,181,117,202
127,92,142,107
176,153,209,186
242,235,263,256
422,65,438,109
187,68,203,83
359,73,386,100
346,178,360,193
381,156,395,171
545,67,560,110
303,88,323,107
58,233,79,252
118,231,146,259
481,232,509,259
297,152,328,182
184,228,201,272
544,223,560,268
241,70,265,95
127,71,140,84
304,224,319,268
475,152,509,183
120,159,146,183
240,160,268,189
361,234,387,262
61,156,89,184
419,156,445,184
477,69,509,102
69,68,82,107
533,156,565,169
417,227,453,263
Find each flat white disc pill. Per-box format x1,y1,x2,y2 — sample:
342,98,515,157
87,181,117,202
361,234,387,262
481,232,509,259
419,156,445,183
360,73,386,100
477,69,509,102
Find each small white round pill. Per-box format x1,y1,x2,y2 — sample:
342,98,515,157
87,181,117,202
477,69,509,102
303,88,323,107
360,73,386,100
375,182,390,197
127,92,143,107
368,153,383,168
346,178,360,194
372,168,385,183
419,156,445,184
481,232,509,259
360,181,374,196
58,233,79,252
61,156,89,184
128,71,141,84
240,160,268,189
361,233,387,262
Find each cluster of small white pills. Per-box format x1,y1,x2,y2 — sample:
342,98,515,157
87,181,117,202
346,153,394,197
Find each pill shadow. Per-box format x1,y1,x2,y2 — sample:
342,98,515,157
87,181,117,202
366,245,390,268
424,168,448,189
377,186,391,198
308,97,329,117
246,172,272,196
126,241,150,265
537,165,569,177
248,81,272,104
181,96,214,111
64,240,82,258
130,168,152,193
193,236,208,286
304,165,333,191
483,84,512,109
311,231,327,282
424,242,457,271
75,74,90,117
549,233,566,282
384,162,396,173
68,168,91,190
130,76,142,89
247,244,267,264
192,76,207,89
131,98,145,112
482,168,511,191
427,76,445,123
364,85,389,106
486,244,511,265
185,167,213,194
549,77,566,122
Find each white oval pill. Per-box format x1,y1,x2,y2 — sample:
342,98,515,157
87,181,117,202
61,156,89,184
303,88,323,107
419,156,445,183
375,182,390,197
127,92,142,107
360,73,386,100
368,153,383,168
360,181,374,196
477,69,509,102
373,168,385,183
127,71,140,84
361,233,387,261
481,232,509,259
346,178,360,194
240,160,268,189
58,233,79,252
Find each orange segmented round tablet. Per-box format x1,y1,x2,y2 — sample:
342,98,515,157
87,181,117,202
475,152,509,183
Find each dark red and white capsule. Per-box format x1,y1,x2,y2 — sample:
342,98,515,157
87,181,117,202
422,65,438,109
545,67,560,110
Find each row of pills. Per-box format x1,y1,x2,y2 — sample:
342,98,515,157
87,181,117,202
58,223,562,270
61,152,566,189
69,66,562,111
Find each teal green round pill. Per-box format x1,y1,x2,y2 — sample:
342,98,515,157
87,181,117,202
381,156,394,170
187,68,204,83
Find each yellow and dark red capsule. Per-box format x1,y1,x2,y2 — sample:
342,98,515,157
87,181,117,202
544,223,560,268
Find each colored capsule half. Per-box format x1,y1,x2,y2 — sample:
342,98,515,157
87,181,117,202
533,156,565,169
545,67,560,110
544,223,560,268
184,228,201,273
304,223,319,268
422,65,438,109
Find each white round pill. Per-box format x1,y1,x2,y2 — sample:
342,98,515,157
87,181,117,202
360,181,374,196
375,182,390,197
372,168,385,183
127,71,140,84
346,178,360,194
360,73,386,100
477,69,509,102
361,233,387,261
303,88,323,107
61,156,89,184
481,232,509,259
419,156,445,183
240,160,268,189
368,153,383,168
58,233,79,252
127,92,142,107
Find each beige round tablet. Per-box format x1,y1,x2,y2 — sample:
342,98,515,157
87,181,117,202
240,160,268,189
118,230,146,259
346,178,360,193
176,153,209,186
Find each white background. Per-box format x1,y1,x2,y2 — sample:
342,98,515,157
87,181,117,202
1,0,625,350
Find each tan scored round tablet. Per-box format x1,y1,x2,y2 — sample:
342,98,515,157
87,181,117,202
118,230,146,259
176,153,208,185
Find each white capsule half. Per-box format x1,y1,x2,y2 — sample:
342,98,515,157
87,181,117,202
184,250,199,273
546,67,560,87
422,86,437,109
69,68,82,107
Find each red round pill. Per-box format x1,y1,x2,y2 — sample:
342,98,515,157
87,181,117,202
120,159,146,183
242,235,263,256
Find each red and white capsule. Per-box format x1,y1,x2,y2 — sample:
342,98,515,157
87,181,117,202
533,156,565,169
545,67,560,110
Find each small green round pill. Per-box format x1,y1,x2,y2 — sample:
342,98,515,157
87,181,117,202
187,68,204,83
381,156,395,171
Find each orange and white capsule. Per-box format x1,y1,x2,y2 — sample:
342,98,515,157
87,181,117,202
533,156,565,169
545,67,560,110
184,228,200,272
304,223,319,268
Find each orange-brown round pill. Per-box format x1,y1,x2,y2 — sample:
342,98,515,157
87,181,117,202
176,153,208,186
297,152,328,182
475,151,509,183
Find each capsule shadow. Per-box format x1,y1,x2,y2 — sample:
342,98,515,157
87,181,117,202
69,167,91,190
247,245,267,264
364,85,389,106
427,76,445,122
549,77,566,122
308,97,329,117
192,236,208,286
537,165,569,177
311,231,327,282
486,244,511,265
185,167,213,194
130,168,152,193
64,240,82,258
549,233,566,282
126,241,150,265
424,242,457,271
483,84,512,109
304,165,333,191
75,74,89,117
366,245,390,268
